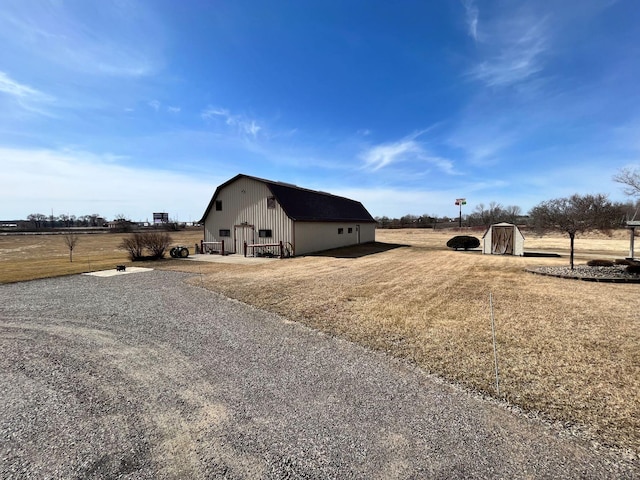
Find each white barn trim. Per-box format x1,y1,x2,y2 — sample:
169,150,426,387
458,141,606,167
482,222,525,256
200,174,376,256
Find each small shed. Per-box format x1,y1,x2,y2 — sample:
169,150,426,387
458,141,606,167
482,222,525,256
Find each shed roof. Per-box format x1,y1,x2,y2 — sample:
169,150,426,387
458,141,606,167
201,174,376,223
481,222,525,239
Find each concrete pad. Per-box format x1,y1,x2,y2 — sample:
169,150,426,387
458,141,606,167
83,267,154,277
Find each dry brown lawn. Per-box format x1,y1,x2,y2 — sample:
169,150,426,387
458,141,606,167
172,228,639,455
0,229,203,284
1,227,638,456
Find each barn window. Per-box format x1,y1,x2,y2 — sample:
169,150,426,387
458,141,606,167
215,200,222,211
338,228,344,234
348,227,353,233
219,229,230,237
267,196,276,209
258,229,272,238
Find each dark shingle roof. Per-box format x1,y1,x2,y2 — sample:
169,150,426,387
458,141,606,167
201,174,376,223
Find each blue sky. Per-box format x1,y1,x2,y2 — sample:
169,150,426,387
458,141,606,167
1,0,639,222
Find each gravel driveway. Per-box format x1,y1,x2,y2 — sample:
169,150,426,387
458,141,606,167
0,270,637,479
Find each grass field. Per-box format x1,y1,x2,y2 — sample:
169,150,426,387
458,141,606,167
0,229,203,284
1,227,638,456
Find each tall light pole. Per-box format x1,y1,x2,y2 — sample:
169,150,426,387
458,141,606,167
455,198,466,228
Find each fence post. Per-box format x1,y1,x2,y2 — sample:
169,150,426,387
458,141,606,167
221,240,224,256
200,240,203,253
244,241,247,257
490,292,500,397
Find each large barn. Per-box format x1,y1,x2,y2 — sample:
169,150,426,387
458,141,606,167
200,174,377,256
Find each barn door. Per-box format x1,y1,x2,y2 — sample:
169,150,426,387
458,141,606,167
492,226,513,255
234,225,255,254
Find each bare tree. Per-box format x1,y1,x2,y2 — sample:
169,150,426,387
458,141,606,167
27,213,47,229
487,201,504,225
62,230,80,262
119,233,146,260
471,203,489,226
504,205,522,224
143,231,173,258
59,214,74,228
112,214,133,233
470,202,508,227
529,193,625,269
613,167,640,197
119,232,173,260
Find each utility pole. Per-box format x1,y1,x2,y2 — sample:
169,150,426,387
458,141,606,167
455,198,467,228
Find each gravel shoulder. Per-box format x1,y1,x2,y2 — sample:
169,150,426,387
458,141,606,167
1,271,638,479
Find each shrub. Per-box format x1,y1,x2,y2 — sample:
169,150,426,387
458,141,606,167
119,233,146,260
627,264,640,275
446,235,480,251
143,231,172,259
119,232,173,260
615,258,633,266
586,259,614,267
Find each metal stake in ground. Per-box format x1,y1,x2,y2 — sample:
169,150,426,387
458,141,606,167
490,292,500,397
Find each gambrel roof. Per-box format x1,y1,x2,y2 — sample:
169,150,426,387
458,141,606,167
201,174,376,223
481,222,525,239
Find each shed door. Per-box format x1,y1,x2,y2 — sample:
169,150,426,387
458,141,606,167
492,226,513,255
234,225,255,254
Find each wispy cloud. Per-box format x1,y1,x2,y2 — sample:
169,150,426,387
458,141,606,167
148,100,161,112
0,146,219,221
0,71,42,98
447,124,515,166
147,100,181,114
462,0,479,42
361,139,420,171
360,130,456,174
468,8,550,87
0,3,163,78
0,70,55,116
201,106,263,138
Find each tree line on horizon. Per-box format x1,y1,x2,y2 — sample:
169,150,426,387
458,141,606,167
377,168,640,231
8,169,640,234
376,197,639,230
4,213,186,232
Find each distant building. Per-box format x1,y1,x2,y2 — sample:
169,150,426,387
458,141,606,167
153,212,169,224
201,174,376,256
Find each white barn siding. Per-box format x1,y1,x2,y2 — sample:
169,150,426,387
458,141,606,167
294,223,357,255
358,223,376,244
294,222,376,255
204,177,293,253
